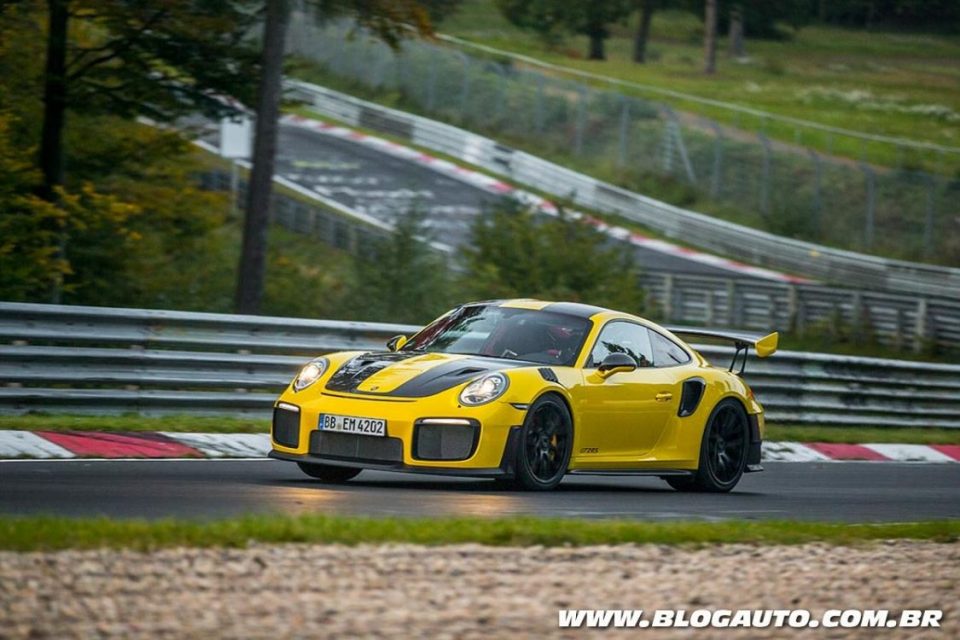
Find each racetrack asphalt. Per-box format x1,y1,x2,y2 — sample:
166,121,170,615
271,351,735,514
275,124,761,279
2,459,957,522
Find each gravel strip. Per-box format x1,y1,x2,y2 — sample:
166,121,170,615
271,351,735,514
1,541,956,639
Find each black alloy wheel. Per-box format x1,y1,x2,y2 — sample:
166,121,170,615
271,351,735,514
666,399,749,493
513,395,573,490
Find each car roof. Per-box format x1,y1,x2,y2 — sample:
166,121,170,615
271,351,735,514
472,298,642,323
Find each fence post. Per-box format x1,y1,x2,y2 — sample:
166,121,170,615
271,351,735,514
458,52,471,124
534,74,545,133
860,163,876,250
807,149,823,238
574,85,588,156
425,56,438,111
758,133,771,218
617,97,630,168
708,120,724,199
923,172,936,259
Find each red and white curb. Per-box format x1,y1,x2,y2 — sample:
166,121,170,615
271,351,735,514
1,431,957,463
282,114,809,285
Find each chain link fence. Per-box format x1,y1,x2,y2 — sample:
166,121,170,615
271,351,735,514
287,18,960,267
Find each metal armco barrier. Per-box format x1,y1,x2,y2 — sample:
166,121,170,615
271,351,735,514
1,302,957,428
284,79,960,301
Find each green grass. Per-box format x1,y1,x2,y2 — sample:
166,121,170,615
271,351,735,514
0,414,268,433
3,415,957,445
0,515,955,552
439,3,960,173
764,424,960,445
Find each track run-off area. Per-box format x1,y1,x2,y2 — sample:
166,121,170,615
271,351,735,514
2,459,958,523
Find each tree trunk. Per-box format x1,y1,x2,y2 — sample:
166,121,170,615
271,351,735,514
632,0,655,63
587,30,605,60
703,0,718,75
235,0,291,315
39,0,68,202
728,3,745,57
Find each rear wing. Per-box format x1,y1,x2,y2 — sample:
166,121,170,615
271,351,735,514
665,327,779,374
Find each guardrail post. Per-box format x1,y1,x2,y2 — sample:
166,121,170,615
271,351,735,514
662,274,674,322
725,280,737,327
785,285,798,332
704,289,715,326
914,298,928,354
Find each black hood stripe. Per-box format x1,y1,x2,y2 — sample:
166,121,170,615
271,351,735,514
325,352,525,397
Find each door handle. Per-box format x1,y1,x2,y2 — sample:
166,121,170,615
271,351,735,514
655,392,673,402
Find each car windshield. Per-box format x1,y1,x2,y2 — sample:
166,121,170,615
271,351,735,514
402,304,592,366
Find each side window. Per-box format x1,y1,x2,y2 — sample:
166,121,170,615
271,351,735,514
650,331,691,367
588,322,653,368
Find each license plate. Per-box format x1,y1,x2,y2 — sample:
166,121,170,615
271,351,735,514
318,414,386,437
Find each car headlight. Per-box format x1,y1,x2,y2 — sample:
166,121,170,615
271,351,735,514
293,358,329,392
459,372,509,406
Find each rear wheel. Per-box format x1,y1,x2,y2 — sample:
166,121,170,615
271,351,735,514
667,399,748,493
511,395,573,491
296,462,362,483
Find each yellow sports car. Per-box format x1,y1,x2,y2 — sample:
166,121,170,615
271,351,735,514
269,299,778,492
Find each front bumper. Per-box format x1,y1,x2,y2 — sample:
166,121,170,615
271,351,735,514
270,390,525,474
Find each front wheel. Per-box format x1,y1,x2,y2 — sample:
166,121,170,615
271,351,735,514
296,462,362,483
511,394,573,491
667,399,749,493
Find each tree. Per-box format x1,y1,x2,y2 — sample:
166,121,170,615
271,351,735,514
34,0,259,203
496,0,633,60
235,0,433,314
728,2,744,57
703,0,717,74
632,0,656,63
346,209,453,324
462,200,646,314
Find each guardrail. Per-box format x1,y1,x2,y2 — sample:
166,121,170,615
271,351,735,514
283,79,960,300
1,302,957,428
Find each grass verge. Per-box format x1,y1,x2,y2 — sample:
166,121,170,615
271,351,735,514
0,515,956,552
0,415,269,434
2,415,957,444
764,425,960,445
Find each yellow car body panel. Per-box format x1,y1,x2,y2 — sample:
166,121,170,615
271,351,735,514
271,301,773,480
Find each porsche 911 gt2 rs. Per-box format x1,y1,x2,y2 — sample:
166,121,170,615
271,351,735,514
269,299,778,492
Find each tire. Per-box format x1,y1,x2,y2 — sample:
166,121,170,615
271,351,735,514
511,394,573,491
296,462,362,483
666,399,749,493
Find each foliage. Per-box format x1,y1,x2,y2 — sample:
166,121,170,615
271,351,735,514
495,0,633,56
462,199,646,314
52,0,260,123
347,209,454,324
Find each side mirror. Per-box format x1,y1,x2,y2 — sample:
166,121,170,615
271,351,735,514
386,335,408,352
597,352,637,379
